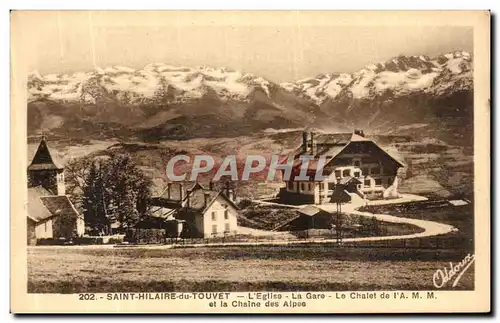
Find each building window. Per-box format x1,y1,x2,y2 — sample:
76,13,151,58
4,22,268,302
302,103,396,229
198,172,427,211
353,160,361,167
319,183,324,190
334,170,341,178
211,211,216,221
301,183,305,191
328,182,335,190
342,169,350,177
212,225,217,234
287,181,293,190
375,178,382,186
364,179,371,187
354,171,360,178
371,167,380,175
224,223,230,232
44,222,47,232
224,209,229,220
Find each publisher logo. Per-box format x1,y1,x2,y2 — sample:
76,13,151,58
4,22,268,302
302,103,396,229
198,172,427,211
432,253,475,289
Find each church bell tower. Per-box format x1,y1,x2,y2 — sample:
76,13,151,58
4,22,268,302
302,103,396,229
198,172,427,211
27,135,65,195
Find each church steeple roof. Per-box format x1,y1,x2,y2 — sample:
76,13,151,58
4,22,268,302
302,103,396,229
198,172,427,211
27,136,62,171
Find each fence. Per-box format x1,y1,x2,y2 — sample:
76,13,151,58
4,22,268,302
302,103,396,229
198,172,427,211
342,234,473,250
121,227,472,251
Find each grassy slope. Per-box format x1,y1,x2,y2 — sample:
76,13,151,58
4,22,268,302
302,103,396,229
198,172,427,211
28,245,473,293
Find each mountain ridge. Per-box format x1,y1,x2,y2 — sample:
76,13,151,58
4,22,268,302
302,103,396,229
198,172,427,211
281,51,472,104
27,50,473,144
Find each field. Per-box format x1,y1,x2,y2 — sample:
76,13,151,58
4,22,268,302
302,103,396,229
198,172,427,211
28,244,474,293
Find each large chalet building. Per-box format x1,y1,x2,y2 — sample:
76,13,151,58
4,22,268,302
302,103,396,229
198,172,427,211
279,130,404,204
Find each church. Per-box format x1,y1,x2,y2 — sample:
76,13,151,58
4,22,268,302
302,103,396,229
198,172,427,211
27,136,84,245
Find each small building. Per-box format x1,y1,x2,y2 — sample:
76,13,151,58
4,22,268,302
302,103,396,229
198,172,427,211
149,182,239,238
273,205,334,231
27,136,84,245
280,130,405,204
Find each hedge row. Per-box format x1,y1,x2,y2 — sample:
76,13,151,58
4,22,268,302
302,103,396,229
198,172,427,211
125,228,166,244
36,237,105,245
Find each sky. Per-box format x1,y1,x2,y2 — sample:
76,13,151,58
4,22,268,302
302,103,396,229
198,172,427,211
16,11,473,83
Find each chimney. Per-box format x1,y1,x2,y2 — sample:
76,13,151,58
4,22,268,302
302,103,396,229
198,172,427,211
167,183,172,199
228,188,236,202
204,192,210,208
186,190,191,208
354,129,365,137
178,183,184,201
302,131,308,152
310,131,315,155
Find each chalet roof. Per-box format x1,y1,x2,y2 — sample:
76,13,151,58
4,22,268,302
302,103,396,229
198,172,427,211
314,133,352,146
287,131,404,173
27,187,80,222
28,138,62,171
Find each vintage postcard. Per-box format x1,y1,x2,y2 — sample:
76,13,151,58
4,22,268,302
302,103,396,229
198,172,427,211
10,10,490,313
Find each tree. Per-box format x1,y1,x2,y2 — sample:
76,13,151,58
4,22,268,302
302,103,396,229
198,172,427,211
66,153,153,234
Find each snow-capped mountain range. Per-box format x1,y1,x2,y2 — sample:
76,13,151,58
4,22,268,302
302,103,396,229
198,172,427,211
28,64,273,104
281,51,472,104
27,50,473,144
28,51,471,105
